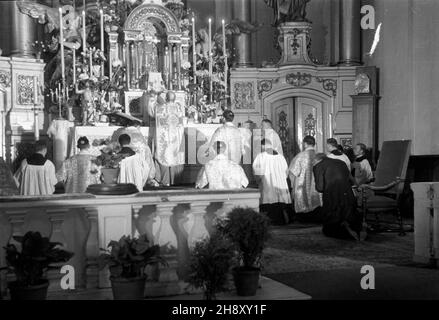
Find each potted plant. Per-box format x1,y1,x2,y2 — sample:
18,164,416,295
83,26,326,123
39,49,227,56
187,233,236,300
98,235,167,300
217,207,270,296
93,139,124,184
0,231,74,300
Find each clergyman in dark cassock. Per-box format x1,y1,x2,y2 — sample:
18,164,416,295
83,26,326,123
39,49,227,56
313,153,364,240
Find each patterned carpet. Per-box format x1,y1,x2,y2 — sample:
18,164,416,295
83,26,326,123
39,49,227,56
262,223,415,275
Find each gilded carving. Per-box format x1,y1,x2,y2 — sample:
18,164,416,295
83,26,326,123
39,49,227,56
286,72,312,87
17,75,35,105
233,82,255,110
316,77,337,96
125,4,180,33
0,71,11,87
257,80,274,98
304,113,316,137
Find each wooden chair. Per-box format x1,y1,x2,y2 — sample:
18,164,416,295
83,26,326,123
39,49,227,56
359,140,411,235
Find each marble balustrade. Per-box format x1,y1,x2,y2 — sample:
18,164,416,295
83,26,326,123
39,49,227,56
0,188,260,297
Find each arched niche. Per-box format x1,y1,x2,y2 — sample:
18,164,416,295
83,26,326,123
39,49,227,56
124,4,181,34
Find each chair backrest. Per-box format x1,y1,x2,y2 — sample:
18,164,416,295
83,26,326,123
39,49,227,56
374,140,411,196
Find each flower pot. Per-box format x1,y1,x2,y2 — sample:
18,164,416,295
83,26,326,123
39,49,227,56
110,276,146,300
8,280,49,300
232,267,260,296
101,168,119,184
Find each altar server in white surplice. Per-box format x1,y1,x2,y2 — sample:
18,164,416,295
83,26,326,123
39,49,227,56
253,139,291,205
261,119,283,156
208,110,243,164
196,141,248,190
14,140,57,196
117,134,151,192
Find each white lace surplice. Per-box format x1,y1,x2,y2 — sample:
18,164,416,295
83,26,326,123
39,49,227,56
289,148,322,213
14,160,57,196
252,152,292,205
196,155,249,190
209,123,243,164
262,129,284,156
118,154,150,192
57,153,100,193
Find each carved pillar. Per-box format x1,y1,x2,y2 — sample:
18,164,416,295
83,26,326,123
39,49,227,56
155,203,178,251
0,0,38,58
232,0,252,67
338,0,362,66
108,32,119,80
188,202,210,249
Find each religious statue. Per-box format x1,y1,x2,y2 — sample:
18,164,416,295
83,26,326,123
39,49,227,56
264,0,311,25
354,73,371,95
75,80,97,125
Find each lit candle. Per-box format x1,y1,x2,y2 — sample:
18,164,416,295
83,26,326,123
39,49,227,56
222,19,228,101
59,8,65,84
100,9,105,78
33,76,39,105
208,18,213,102
192,17,196,84
33,77,40,140
82,10,86,55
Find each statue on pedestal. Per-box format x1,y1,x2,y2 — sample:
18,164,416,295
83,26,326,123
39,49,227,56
264,0,311,26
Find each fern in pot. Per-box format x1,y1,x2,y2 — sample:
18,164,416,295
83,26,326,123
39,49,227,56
98,235,167,300
188,232,236,300
217,207,270,296
0,231,74,300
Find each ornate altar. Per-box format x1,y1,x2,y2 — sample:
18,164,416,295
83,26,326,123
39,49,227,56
107,2,190,120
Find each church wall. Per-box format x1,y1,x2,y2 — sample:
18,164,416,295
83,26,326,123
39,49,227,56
362,0,439,156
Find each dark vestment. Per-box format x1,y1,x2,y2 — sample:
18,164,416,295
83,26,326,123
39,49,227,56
313,158,361,239
118,146,136,158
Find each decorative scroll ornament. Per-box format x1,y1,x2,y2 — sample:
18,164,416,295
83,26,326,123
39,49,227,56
316,77,337,96
17,75,35,105
125,4,181,33
0,71,11,87
257,79,276,98
286,72,312,87
233,82,255,110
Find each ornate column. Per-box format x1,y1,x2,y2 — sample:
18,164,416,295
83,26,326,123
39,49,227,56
338,0,362,66
232,0,252,67
188,202,210,249
0,0,38,58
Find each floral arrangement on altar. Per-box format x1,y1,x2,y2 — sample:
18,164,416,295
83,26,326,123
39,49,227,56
92,138,124,169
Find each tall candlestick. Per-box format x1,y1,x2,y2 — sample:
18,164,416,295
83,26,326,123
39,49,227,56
222,19,228,103
100,9,105,78
73,49,76,84
58,83,62,119
59,8,65,85
89,48,93,79
82,10,86,55
192,17,196,84
208,18,212,102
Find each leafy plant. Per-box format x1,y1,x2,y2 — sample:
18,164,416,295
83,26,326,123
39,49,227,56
98,235,167,279
188,232,236,300
217,207,270,268
0,231,74,287
93,140,124,169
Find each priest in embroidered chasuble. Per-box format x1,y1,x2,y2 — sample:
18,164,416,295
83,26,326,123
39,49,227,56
56,137,101,193
152,91,185,186
288,135,322,214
